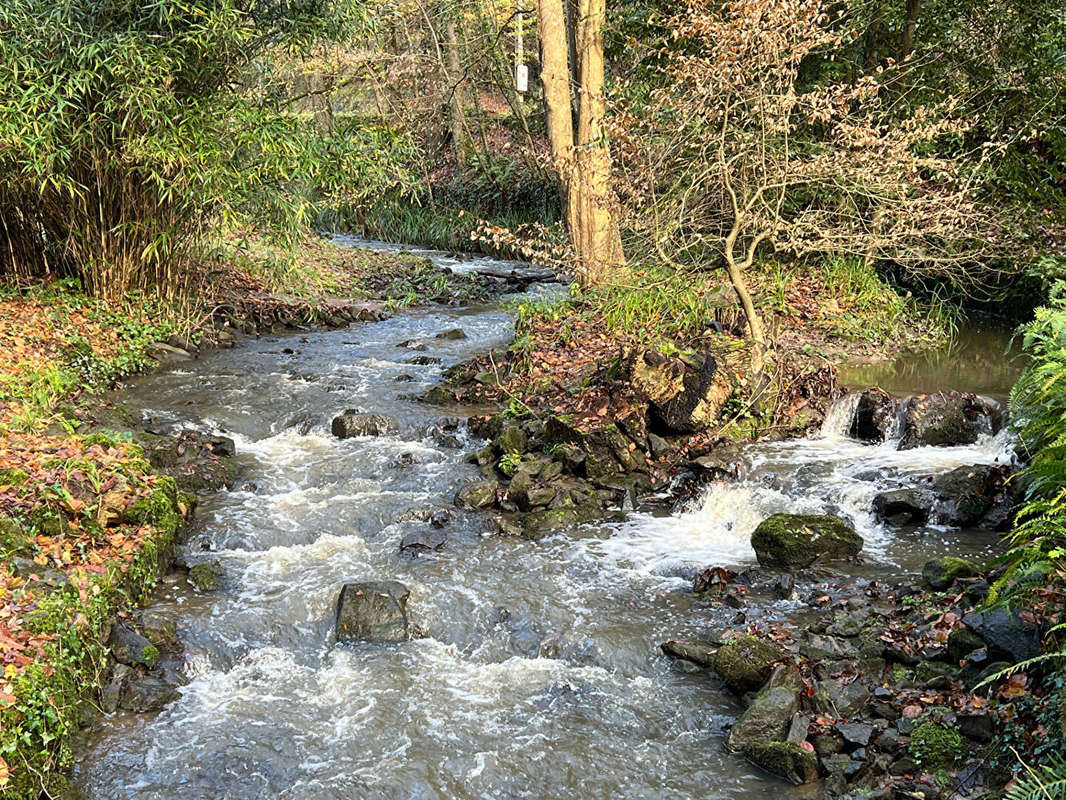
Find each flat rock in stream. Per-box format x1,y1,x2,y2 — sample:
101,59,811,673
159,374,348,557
335,581,410,643
660,639,717,667
331,410,398,439
400,529,447,554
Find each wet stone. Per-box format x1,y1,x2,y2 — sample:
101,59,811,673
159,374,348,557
400,529,446,554
118,676,180,713
660,639,717,667
335,581,410,643
107,623,158,668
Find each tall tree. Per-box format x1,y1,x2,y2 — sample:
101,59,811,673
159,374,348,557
536,0,624,284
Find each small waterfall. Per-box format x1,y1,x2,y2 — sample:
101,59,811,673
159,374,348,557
819,393,861,440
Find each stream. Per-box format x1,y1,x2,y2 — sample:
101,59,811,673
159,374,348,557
73,243,1021,799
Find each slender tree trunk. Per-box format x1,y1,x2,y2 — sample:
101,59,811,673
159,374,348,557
537,0,579,235
900,0,920,60
444,19,468,164
574,0,623,282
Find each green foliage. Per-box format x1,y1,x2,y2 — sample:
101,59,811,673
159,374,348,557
996,282,1066,603
1,505,181,798
908,721,965,769
342,150,559,255
1004,751,1066,800
0,0,408,297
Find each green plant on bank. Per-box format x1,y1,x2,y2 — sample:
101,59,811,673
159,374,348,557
0,283,179,431
498,451,524,476
972,280,1066,789
995,281,1066,603
1003,751,1066,800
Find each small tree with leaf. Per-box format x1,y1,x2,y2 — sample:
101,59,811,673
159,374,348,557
615,0,1008,363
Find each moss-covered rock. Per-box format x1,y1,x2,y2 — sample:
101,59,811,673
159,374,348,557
908,721,965,769
495,425,528,455
0,467,30,486
727,686,801,752
0,515,35,556
124,478,184,537
519,502,603,540
742,741,818,785
454,480,498,509
922,556,980,590
713,634,783,694
750,513,863,569
187,562,223,592
947,626,986,662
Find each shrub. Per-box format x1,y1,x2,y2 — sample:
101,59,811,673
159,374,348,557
0,0,405,297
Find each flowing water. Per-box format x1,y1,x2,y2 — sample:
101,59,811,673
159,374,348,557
73,244,1020,800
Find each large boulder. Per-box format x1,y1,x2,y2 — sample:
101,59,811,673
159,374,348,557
713,634,783,694
896,392,1003,450
849,389,898,443
931,464,1011,527
750,514,863,569
335,581,410,643
331,410,398,439
960,608,1041,662
727,686,801,752
624,348,732,433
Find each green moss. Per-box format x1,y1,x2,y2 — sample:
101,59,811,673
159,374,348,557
125,479,182,537
908,721,965,769
0,467,30,486
713,634,783,694
1,513,177,798
188,562,222,592
922,556,980,590
0,515,35,556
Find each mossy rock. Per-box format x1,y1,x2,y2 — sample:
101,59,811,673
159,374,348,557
519,503,603,540
188,562,222,592
495,425,528,455
750,513,863,569
713,634,783,694
454,480,498,509
947,626,986,662
0,467,30,486
0,515,35,556
743,741,818,785
908,721,965,769
28,506,64,537
922,557,980,590
124,480,184,538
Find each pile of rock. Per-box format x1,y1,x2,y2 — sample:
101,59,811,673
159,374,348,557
662,557,1030,795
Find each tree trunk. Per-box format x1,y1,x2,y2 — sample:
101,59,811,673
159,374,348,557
573,0,623,283
444,19,468,164
537,0,575,191
900,0,920,60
